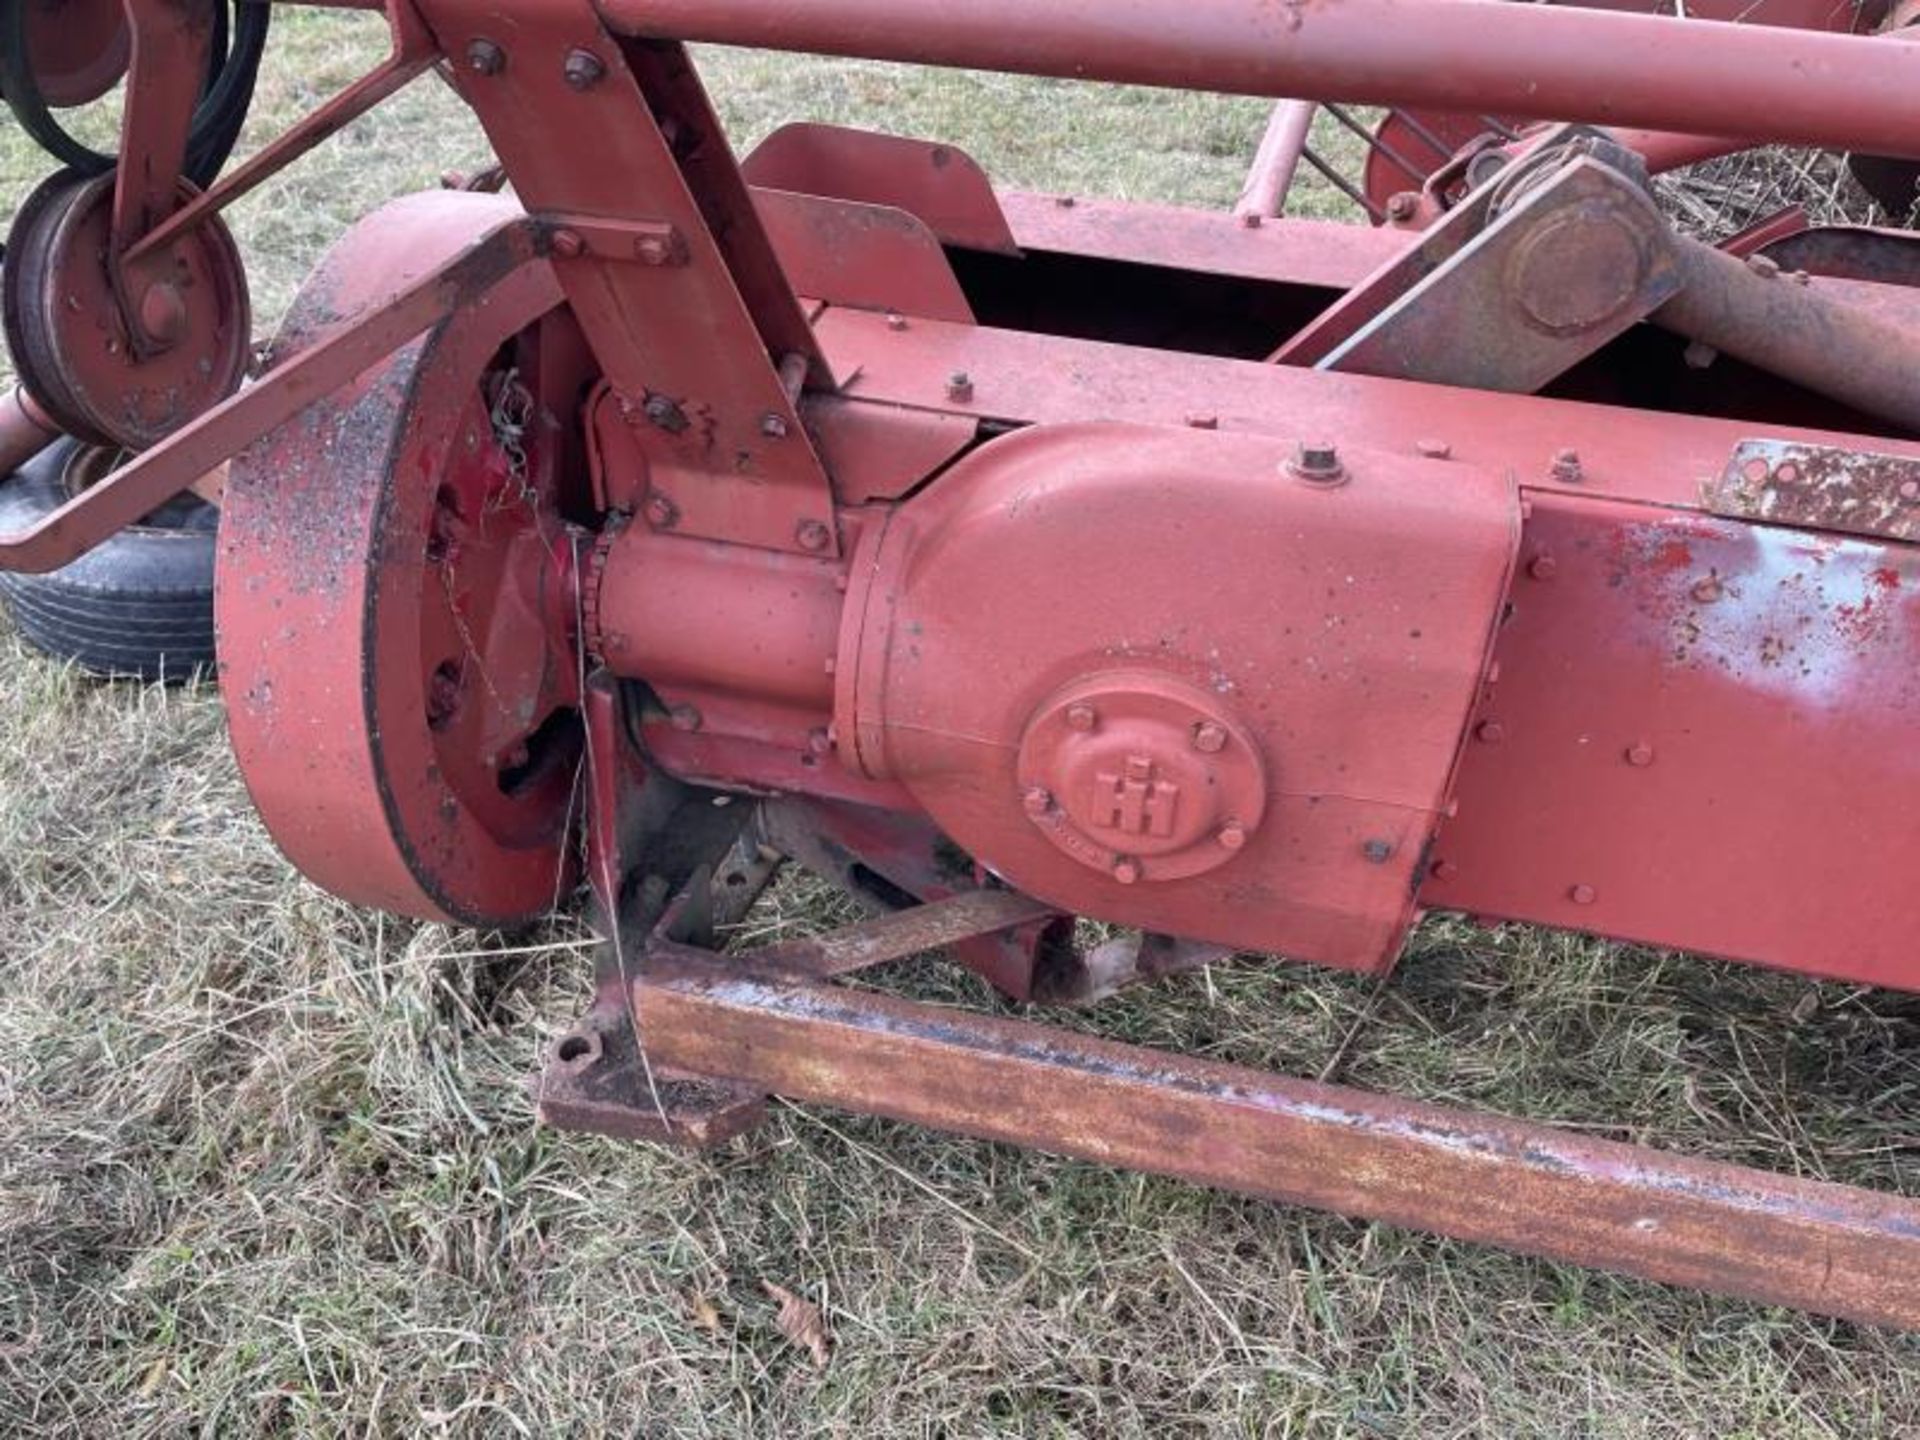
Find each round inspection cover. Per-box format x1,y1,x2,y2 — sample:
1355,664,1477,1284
2,170,249,449
1015,671,1267,884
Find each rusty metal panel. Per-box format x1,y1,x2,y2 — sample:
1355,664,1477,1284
635,953,1920,1330
1430,491,1920,991
1707,439,1920,544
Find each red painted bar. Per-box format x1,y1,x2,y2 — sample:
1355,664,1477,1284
604,0,1920,159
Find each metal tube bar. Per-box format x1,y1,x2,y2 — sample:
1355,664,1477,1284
1234,98,1316,218
636,955,1920,1329
605,0,1920,160
1657,239,1920,431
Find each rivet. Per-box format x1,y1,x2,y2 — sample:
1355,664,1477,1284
548,228,585,259
563,48,606,90
1569,883,1597,905
1625,742,1655,767
643,492,678,529
1475,719,1506,744
1022,786,1053,816
1550,448,1584,484
1112,858,1142,884
795,519,832,552
1527,553,1558,581
1191,721,1228,753
1217,821,1247,851
1065,702,1098,732
668,703,702,732
465,37,505,75
1362,838,1394,864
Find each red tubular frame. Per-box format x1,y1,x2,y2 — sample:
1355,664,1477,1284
606,0,1920,159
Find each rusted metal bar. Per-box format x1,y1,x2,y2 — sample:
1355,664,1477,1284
635,953,1920,1329
1656,239,1920,431
745,888,1063,979
1234,99,1315,219
0,215,542,574
606,0,1920,159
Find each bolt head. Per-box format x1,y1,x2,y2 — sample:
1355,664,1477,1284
563,48,606,90
1022,786,1053,816
1288,442,1346,486
138,282,188,345
1550,448,1583,482
1386,191,1419,222
1625,742,1655,767
1691,576,1724,604
1191,721,1228,754
1112,858,1142,885
465,38,505,75
668,703,702,732
1745,253,1782,279
808,727,834,756
1217,821,1247,852
1239,211,1263,229
1415,438,1452,460
1527,554,1558,581
548,227,585,259
946,371,974,402
795,519,833,552
885,312,909,332
1184,411,1219,430
1430,859,1460,882
1475,719,1506,744
1065,702,1098,732
759,412,790,440
643,493,677,529
1569,883,1598,905
1362,838,1394,864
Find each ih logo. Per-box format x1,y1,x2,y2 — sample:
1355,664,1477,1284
1091,755,1180,838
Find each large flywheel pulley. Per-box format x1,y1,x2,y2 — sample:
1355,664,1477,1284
218,193,595,927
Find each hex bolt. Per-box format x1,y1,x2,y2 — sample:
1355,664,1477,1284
668,703,702,732
946,370,974,403
759,412,790,439
1569,883,1598,905
1288,442,1347,486
1527,553,1558,581
808,727,834,756
548,228,585,259
465,38,505,75
643,393,679,427
1745,253,1781,279
1683,340,1719,370
1415,438,1452,460
1112,857,1142,884
138,282,188,345
885,312,909,332
1022,786,1053,816
1430,859,1460,882
1217,821,1248,852
1185,411,1219,430
1191,721,1228,754
563,48,606,90
1386,191,1419,223
635,234,677,266
1065,702,1098,732
1239,211,1263,229
795,519,833,552
643,492,678,529
1550,448,1584,484
1475,719,1506,744
1625,742,1656,767
1362,838,1394,864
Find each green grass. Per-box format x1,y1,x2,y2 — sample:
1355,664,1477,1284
3,11,1919,1437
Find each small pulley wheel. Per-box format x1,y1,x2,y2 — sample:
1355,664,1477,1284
3,0,129,107
2,168,250,450
219,193,596,927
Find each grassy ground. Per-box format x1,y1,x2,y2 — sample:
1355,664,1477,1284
3,11,1919,1437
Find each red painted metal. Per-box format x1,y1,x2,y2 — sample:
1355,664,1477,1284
12,0,1920,1326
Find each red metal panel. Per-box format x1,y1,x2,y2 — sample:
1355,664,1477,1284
840,422,1519,971
1429,493,1920,991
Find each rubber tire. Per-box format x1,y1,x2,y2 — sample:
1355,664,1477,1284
0,439,216,681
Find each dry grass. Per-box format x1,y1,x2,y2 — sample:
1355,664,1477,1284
3,11,1920,1437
